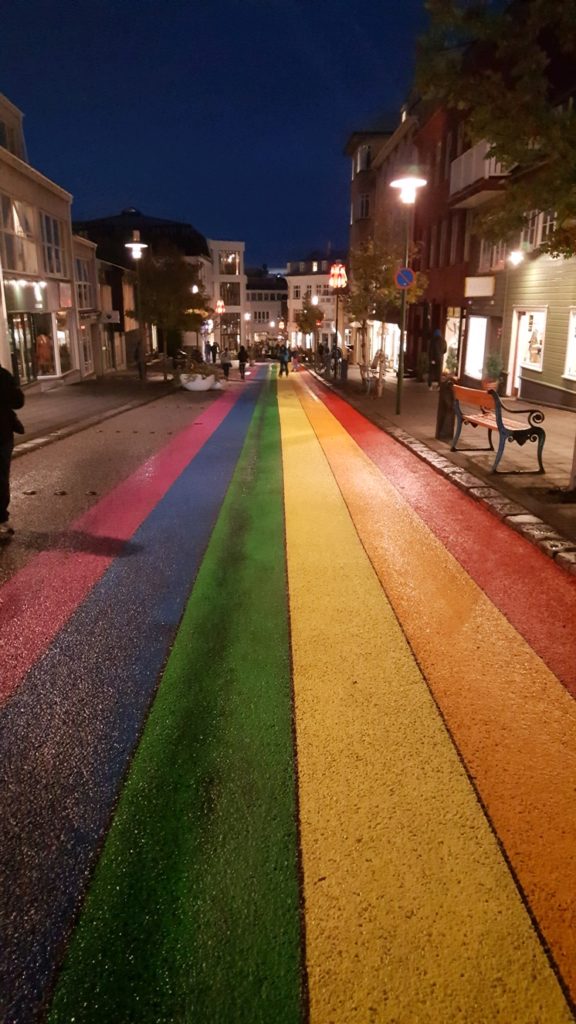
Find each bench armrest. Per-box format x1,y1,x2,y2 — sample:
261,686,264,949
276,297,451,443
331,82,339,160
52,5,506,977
488,390,545,427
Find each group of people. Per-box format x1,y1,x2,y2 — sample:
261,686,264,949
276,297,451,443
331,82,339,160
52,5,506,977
0,363,25,538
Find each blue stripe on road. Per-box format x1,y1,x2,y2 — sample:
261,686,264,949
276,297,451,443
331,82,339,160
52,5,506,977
0,376,265,1024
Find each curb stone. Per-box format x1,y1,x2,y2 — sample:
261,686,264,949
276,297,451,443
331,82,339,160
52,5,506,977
308,368,576,577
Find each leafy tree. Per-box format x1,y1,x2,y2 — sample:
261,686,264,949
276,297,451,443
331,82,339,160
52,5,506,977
136,244,210,378
347,238,427,364
416,0,576,256
295,297,325,343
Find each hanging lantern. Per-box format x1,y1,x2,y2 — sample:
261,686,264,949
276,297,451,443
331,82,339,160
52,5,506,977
329,261,348,290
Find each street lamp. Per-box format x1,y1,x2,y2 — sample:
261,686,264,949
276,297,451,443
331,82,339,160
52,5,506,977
124,229,148,380
215,298,225,353
390,171,427,414
329,260,348,378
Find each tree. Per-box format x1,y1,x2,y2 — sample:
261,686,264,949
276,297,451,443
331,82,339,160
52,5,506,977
346,238,427,366
295,297,325,347
416,0,576,256
137,244,210,379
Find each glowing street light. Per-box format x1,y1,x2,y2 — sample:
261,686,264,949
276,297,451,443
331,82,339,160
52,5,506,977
124,229,149,380
508,250,525,266
389,170,427,414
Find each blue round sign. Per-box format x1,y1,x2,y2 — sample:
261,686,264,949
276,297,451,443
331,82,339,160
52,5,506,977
395,267,415,289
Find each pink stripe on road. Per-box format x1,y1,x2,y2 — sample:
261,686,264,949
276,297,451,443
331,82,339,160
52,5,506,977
0,389,240,705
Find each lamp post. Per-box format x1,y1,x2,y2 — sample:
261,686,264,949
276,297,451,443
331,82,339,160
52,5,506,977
329,261,348,379
215,298,225,356
389,172,427,414
124,229,148,380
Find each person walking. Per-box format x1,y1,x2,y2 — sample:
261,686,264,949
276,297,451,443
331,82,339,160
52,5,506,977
204,340,212,364
238,344,248,380
428,328,447,388
220,347,232,380
0,364,25,537
211,342,219,364
278,343,290,377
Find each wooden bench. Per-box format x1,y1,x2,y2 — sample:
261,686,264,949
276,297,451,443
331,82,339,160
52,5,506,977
451,384,546,473
358,349,385,396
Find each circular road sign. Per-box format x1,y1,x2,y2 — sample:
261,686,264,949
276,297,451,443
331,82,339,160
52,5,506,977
395,267,415,289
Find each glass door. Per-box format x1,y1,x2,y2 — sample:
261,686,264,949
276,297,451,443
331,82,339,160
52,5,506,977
8,313,36,384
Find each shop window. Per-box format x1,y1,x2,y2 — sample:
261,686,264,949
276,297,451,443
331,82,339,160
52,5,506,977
218,251,240,275
563,309,576,380
464,316,488,379
40,212,66,276
55,311,72,373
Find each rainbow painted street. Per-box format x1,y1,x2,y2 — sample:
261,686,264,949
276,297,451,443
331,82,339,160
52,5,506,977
1,367,575,1024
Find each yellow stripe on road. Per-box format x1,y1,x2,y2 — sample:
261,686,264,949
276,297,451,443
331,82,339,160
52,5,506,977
278,378,572,1024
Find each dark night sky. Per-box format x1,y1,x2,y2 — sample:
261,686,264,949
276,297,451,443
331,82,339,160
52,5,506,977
1,0,427,266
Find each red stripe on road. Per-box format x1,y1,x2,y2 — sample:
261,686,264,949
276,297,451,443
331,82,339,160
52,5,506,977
307,375,576,696
0,390,241,704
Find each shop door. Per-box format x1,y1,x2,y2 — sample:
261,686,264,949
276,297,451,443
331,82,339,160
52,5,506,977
8,313,36,384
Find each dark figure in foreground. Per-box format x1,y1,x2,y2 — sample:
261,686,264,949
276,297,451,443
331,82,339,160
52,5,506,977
210,342,219,364
238,345,248,380
428,329,447,388
0,365,25,536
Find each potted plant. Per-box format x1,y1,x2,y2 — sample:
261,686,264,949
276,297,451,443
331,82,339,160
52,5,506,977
483,352,503,390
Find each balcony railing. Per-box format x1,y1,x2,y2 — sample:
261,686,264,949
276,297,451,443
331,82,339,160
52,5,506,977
449,140,508,197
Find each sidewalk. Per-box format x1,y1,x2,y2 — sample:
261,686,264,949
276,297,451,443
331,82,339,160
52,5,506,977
13,369,178,457
312,363,576,567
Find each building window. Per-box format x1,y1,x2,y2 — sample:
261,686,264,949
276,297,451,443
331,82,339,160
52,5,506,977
0,195,38,274
40,212,66,276
321,260,328,271
564,309,576,380
449,214,459,265
312,261,318,272
439,218,448,265
75,258,93,309
220,281,241,305
218,251,240,275
540,210,556,243
520,211,538,250
305,285,312,298
355,145,371,174
429,223,438,268
293,285,301,299
358,193,370,219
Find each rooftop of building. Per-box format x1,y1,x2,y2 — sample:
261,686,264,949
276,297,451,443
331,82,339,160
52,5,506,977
73,208,210,266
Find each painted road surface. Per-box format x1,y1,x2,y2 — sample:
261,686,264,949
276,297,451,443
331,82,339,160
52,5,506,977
0,367,575,1023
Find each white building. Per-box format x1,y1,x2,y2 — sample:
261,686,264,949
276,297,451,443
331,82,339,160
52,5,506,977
0,93,84,384
245,268,287,347
204,239,247,353
285,253,346,350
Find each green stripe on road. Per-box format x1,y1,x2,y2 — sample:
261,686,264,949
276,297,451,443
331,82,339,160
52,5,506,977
49,374,304,1024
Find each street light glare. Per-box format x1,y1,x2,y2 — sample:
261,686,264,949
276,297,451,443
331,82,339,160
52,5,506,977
390,175,427,206
508,250,525,266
